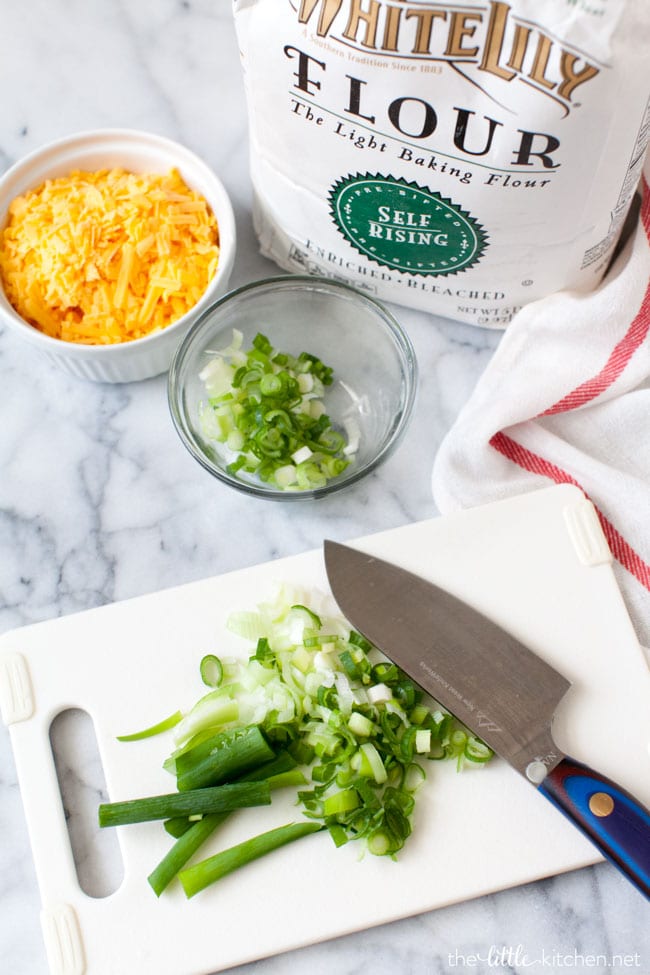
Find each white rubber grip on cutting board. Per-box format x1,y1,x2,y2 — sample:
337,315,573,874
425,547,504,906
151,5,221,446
1,654,86,973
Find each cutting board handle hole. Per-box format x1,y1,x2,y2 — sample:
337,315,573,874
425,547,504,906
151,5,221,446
49,708,124,898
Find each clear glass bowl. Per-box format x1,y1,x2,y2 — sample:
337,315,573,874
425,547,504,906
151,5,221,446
167,276,417,500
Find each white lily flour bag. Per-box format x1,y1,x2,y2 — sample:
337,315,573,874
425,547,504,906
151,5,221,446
233,0,650,327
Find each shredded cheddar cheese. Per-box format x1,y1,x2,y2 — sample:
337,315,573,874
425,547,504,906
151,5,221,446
0,167,220,345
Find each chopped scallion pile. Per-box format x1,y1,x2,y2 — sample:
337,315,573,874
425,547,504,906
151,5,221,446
102,584,492,897
198,330,356,490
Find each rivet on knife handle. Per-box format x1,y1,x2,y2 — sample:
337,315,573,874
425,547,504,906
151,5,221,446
539,756,650,899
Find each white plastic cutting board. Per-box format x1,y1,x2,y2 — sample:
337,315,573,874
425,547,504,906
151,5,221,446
2,484,649,975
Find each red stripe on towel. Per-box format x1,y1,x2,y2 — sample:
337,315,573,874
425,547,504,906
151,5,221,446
542,179,650,415
489,178,650,589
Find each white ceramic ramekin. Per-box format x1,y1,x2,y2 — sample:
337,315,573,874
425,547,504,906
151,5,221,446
0,129,236,383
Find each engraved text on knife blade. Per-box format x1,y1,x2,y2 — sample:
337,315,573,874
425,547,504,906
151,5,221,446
418,659,502,733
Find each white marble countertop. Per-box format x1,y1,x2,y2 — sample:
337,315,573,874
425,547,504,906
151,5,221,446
1,2,648,974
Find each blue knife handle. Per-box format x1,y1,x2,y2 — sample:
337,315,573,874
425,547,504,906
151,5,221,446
540,756,650,899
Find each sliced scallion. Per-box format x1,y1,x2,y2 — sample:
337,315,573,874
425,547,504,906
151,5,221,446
322,788,360,817
465,736,493,763
98,781,271,828
175,725,275,792
179,821,323,897
116,710,183,742
200,654,224,688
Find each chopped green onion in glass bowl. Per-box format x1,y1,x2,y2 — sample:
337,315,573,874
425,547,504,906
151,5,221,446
167,275,417,500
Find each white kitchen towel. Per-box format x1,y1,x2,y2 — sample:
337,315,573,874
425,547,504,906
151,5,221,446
432,164,650,655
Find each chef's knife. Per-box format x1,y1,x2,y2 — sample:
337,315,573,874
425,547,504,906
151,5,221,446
324,540,650,899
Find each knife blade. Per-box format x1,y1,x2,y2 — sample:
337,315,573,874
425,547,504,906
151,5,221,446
324,540,650,899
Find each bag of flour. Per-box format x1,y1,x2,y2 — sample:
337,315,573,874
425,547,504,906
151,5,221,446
233,0,650,327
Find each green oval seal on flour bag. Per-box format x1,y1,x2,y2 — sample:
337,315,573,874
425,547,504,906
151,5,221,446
233,0,650,328
329,174,487,276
